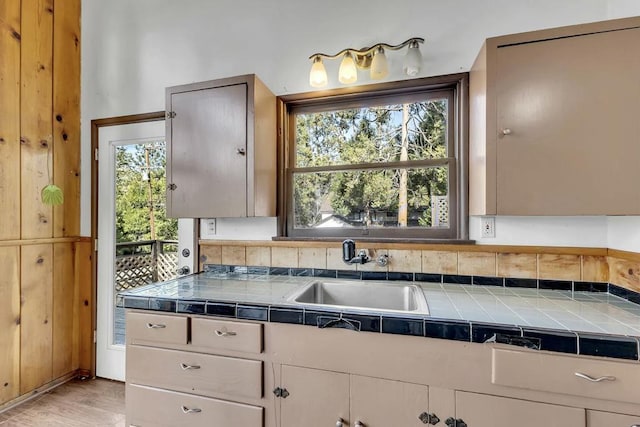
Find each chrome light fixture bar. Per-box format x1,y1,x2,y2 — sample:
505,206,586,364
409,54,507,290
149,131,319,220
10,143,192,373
308,37,424,88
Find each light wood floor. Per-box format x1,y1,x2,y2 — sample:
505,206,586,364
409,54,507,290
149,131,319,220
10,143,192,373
0,378,125,426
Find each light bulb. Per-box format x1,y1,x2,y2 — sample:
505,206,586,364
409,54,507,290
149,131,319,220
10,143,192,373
338,52,358,84
370,47,389,80
403,40,422,76
309,56,328,88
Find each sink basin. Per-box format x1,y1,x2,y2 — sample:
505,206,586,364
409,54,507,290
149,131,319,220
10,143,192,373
287,280,429,315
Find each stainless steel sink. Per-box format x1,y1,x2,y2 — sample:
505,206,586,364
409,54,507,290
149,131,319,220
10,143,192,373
287,280,429,315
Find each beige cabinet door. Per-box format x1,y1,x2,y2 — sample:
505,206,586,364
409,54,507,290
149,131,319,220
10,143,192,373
495,27,640,215
350,375,430,426
280,365,349,427
167,82,248,218
456,391,585,427
587,410,640,427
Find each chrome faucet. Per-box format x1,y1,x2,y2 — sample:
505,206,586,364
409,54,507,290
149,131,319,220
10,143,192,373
342,240,389,266
342,239,370,264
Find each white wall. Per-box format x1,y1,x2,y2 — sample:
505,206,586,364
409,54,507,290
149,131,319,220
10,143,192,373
607,0,640,18
83,0,640,247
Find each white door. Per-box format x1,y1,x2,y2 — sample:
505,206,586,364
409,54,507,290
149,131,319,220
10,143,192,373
96,119,196,381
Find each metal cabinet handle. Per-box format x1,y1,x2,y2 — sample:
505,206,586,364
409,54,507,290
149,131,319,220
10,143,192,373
236,148,246,155
574,372,616,382
336,418,345,427
500,128,512,136
146,323,166,329
180,363,201,370
181,406,202,414
214,329,237,337
419,412,441,425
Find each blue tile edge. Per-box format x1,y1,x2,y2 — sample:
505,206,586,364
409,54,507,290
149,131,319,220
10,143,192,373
201,263,638,305
119,294,640,362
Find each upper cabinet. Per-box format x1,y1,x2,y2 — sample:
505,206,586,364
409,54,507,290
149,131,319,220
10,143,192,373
166,74,276,218
470,17,640,215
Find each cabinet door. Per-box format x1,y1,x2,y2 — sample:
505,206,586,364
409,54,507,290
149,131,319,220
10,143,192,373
587,410,640,427
350,375,430,426
495,27,640,215
280,365,349,427
168,83,247,218
456,391,584,427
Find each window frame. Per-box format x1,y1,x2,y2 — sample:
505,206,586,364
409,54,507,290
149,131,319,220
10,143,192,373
277,73,469,241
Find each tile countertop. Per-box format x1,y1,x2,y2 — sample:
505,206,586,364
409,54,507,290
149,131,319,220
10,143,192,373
119,271,640,361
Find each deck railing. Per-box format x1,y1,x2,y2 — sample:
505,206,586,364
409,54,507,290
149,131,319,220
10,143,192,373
115,240,178,292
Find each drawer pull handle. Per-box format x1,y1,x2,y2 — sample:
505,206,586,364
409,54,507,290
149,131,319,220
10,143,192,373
214,329,237,337
180,363,201,370
574,372,616,382
146,323,166,329
181,406,202,414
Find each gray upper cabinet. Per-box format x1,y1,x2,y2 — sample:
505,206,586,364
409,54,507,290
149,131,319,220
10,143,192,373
469,17,640,216
166,74,276,218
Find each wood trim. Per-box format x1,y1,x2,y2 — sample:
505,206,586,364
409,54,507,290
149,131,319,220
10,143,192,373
0,370,78,414
199,239,608,256
0,237,81,247
607,249,640,263
279,72,469,105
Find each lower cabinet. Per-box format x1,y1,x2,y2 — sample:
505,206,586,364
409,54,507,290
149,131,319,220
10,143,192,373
455,391,585,427
126,312,266,427
279,365,430,427
587,410,640,427
127,384,263,427
280,365,349,427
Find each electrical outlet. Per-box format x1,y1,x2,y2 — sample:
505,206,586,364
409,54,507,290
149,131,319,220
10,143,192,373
481,216,495,238
201,218,216,238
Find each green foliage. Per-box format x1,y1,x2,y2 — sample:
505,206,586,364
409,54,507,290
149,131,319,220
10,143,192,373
115,143,177,243
294,99,449,229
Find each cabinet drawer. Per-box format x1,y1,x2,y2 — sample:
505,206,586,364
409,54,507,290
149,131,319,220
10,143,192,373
127,345,262,399
126,384,263,427
127,312,187,345
492,349,640,404
192,318,263,353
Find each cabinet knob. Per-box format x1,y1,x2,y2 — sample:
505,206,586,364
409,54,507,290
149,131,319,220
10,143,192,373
354,422,365,427
336,418,345,427
236,148,246,155
167,183,177,191
500,128,512,136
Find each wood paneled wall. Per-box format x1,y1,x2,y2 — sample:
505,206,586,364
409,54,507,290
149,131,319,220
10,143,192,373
0,0,88,409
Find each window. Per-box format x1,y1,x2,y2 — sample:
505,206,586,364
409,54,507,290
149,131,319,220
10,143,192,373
280,75,468,240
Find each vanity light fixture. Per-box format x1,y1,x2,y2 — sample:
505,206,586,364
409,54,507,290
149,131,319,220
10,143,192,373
308,37,424,88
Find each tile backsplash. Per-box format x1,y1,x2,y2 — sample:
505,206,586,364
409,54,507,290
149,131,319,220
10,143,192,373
199,241,619,284
198,241,640,294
